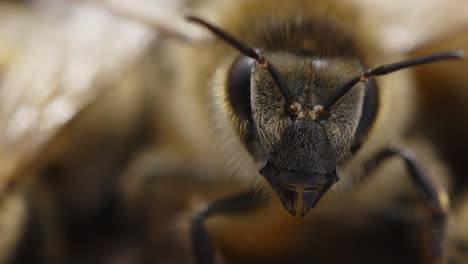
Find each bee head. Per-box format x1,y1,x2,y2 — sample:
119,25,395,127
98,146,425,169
187,16,364,216
230,52,363,216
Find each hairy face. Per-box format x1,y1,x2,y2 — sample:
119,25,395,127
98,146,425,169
213,14,369,216
248,53,364,215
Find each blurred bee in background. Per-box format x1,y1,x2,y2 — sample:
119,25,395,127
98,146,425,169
0,0,467,264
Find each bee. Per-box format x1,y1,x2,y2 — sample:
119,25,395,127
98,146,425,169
0,0,467,264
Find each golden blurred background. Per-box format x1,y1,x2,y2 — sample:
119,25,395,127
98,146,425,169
0,1,467,264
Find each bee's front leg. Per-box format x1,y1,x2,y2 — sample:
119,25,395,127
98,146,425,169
191,190,263,264
366,147,450,264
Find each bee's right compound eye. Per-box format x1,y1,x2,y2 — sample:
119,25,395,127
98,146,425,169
227,55,255,122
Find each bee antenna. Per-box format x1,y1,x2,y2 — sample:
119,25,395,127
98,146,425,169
186,16,294,108
320,50,465,113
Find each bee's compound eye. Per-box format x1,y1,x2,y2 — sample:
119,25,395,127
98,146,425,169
227,55,255,121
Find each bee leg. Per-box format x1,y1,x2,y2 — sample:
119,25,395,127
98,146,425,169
368,147,449,264
191,190,262,264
